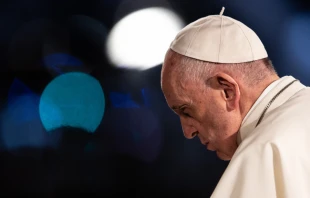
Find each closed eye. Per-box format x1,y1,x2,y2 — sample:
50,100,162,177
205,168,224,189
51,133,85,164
181,108,192,118
183,112,192,117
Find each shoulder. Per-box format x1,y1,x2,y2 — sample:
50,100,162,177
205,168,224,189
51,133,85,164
230,86,310,167
246,87,310,146
263,87,310,138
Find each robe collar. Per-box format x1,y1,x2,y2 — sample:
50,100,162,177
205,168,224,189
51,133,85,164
237,76,306,145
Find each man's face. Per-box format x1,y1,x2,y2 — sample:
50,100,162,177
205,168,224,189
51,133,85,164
161,53,242,161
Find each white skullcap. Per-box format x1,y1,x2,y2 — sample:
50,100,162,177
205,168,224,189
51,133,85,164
170,7,268,63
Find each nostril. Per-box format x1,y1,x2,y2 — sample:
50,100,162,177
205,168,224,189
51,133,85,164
192,131,198,137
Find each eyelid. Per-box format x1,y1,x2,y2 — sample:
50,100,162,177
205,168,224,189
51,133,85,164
181,108,187,114
181,107,192,117
184,112,191,116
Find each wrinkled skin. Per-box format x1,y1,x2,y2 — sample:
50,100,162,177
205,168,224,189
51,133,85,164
161,51,244,161
161,50,279,160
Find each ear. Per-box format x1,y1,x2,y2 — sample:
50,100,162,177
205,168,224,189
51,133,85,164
215,73,240,111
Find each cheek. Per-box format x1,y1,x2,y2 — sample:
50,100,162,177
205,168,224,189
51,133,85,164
195,97,231,137
195,104,218,130
203,110,235,140
212,114,240,152
207,108,226,130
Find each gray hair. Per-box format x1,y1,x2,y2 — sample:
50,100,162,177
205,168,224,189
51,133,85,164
168,49,277,87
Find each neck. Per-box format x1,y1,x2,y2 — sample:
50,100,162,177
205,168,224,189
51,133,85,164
240,74,280,121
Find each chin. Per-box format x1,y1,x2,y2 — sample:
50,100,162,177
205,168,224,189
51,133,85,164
216,151,232,161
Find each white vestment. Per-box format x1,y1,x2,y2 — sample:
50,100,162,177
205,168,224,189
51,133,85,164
211,76,310,198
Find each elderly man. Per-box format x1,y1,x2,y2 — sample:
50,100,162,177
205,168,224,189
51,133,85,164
161,7,310,198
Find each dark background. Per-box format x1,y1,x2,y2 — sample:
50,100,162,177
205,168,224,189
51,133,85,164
0,0,309,197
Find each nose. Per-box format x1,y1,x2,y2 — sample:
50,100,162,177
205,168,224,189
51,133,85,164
180,118,198,139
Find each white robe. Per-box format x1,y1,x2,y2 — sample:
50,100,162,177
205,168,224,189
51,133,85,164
211,76,310,198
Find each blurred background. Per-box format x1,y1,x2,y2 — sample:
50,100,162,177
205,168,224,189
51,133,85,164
0,0,309,197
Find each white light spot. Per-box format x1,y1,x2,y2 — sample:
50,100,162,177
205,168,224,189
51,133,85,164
106,7,184,70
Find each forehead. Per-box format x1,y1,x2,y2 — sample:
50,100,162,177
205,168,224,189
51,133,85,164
161,70,199,108
163,88,192,110
161,53,178,79
161,50,205,105
161,54,178,91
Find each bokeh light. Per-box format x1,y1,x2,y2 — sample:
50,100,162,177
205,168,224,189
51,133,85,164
43,53,84,75
109,91,140,108
282,13,310,79
106,7,184,70
1,79,50,150
39,72,105,133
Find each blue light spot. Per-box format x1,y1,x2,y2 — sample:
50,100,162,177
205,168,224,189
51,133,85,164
8,78,34,101
141,88,150,107
43,53,83,74
39,72,105,133
1,79,49,150
7,78,38,122
109,92,140,108
285,14,310,70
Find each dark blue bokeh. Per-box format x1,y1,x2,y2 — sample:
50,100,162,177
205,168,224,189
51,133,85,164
43,53,83,74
